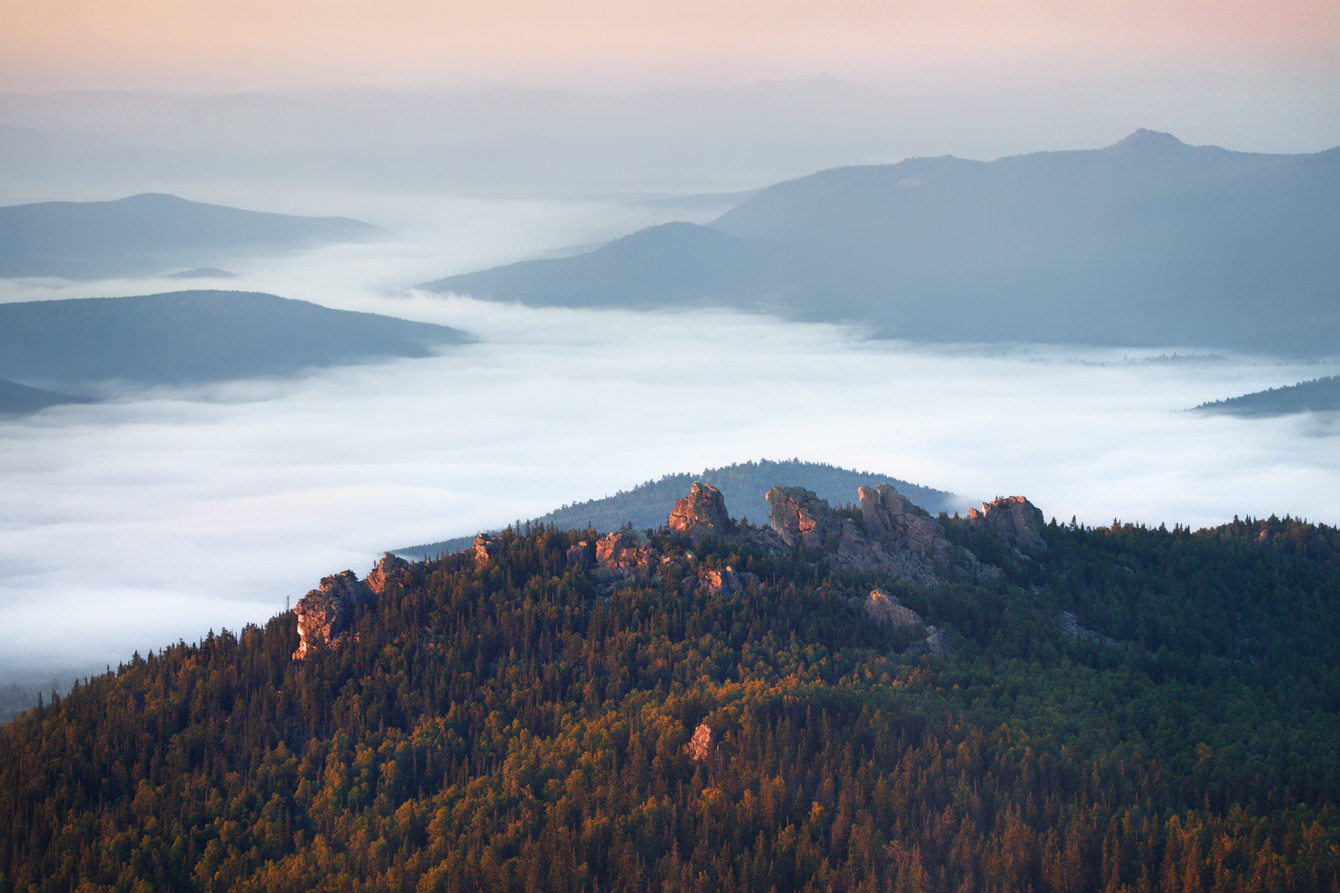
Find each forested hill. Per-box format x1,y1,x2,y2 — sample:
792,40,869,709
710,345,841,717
0,291,470,390
0,193,377,279
399,458,962,558
3,484,1340,891
1195,375,1340,417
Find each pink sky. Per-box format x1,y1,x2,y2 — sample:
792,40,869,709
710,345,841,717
2,0,1337,92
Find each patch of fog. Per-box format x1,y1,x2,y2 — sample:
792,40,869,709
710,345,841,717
0,294,1336,687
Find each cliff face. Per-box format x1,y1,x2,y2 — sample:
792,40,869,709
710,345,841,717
967,496,1048,554
292,571,377,661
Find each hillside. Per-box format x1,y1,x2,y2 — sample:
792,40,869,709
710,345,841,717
0,291,470,388
0,193,377,279
3,479,1340,891
1195,375,1340,417
425,130,1340,356
397,459,963,558
0,378,95,415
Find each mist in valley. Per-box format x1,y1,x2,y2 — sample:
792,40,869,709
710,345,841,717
1,71,1338,694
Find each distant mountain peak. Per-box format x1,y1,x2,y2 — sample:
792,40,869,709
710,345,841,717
1111,128,1188,152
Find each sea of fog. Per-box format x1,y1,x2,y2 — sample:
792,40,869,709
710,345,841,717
1,191,1336,688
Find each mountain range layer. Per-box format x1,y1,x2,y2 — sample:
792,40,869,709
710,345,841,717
0,193,377,279
427,130,1340,357
0,290,469,391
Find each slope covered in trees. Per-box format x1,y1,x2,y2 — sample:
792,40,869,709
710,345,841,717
3,503,1340,891
1194,375,1340,417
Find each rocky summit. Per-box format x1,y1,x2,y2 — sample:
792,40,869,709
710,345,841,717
667,481,734,539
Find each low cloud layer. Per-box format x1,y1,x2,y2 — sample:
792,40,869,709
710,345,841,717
1,293,1335,686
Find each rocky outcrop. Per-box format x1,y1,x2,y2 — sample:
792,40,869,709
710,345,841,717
292,571,376,660
686,724,716,761
686,566,759,595
471,534,499,567
366,552,410,596
566,540,595,569
595,530,659,577
668,481,734,539
863,588,925,630
967,496,1048,553
766,483,956,586
859,484,951,564
765,486,842,549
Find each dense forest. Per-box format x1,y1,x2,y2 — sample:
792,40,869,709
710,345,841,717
3,508,1340,891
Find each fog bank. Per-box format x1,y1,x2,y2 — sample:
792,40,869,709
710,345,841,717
1,295,1335,686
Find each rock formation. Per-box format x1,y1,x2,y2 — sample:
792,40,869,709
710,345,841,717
471,534,499,567
292,571,377,660
967,496,1048,553
667,481,734,539
765,484,955,586
863,588,925,630
566,540,595,569
595,530,659,577
366,552,410,596
686,724,716,761
765,486,842,549
859,484,951,564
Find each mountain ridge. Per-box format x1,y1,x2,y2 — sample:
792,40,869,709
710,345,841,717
425,130,1340,356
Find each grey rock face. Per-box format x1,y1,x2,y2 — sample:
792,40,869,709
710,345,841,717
765,485,841,549
967,496,1048,553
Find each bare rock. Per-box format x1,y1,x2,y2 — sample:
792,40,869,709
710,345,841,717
595,530,659,577
686,724,716,761
968,496,1048,553
863,588,925,629
668,481,734,538
471,534,500,567
292,571,376,661
765,485,841,549
701,567,742,595
366,552,411,596
566,540,595,569
859,484,951,562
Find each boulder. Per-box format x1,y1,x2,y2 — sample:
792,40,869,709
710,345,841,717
765,486,841,549
668,481,734,538
863,588,925,629
292,571,376,661
967,496,1048,553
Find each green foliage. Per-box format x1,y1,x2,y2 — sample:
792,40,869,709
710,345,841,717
3,518,1340,891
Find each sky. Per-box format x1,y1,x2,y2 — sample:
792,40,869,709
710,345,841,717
2,0,1337,93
